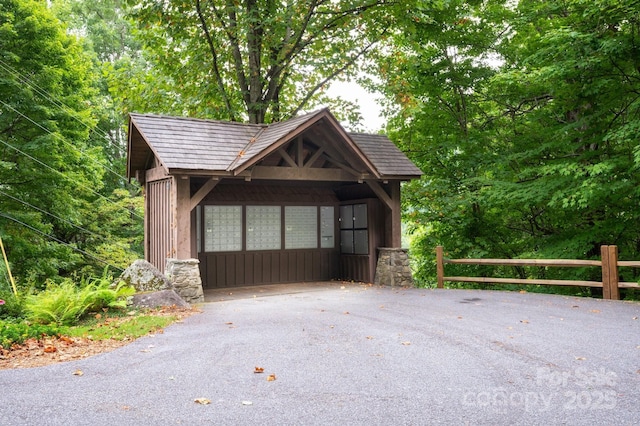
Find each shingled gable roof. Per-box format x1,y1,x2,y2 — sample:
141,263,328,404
127,108,422,180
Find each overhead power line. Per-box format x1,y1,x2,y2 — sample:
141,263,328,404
0,190,138,254
0,137,144,221
0,212,125,273
0,98,128,184
0,58,126,155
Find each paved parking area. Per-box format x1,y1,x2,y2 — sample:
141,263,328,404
1,283,639,425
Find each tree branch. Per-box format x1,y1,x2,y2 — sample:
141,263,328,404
287,37,381,118
195,0,237,121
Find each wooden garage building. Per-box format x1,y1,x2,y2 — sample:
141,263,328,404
127,108,422,288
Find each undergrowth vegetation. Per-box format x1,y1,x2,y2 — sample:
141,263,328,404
24,276,134,326
0,269,138,349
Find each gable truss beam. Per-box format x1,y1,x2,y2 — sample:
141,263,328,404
322,155,366,179
303,147,325,168
297,137,304,167
277,147,298,168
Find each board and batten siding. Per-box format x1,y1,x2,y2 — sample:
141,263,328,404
146,178,173,272
199,250,339,288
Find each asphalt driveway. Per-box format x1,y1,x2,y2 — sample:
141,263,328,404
1,283,639,425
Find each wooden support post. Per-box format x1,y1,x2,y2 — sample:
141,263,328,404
173,176,192,259
390,181,402,248
601,245,620,300
436,245,445,289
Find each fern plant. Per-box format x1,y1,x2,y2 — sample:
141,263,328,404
25,280,90,326
25,270,135,326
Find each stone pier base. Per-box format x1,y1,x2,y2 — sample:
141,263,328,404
374,248,414,287
165,258,205,304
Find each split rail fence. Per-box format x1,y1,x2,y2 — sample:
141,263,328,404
435,245,640,300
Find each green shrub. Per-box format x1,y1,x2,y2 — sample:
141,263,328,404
0,290,25,320
0,321,60,349
25,271,135,326
83,279,136,312
25,280,92,326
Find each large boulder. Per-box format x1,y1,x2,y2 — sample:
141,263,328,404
130,289,190,309
117,260,173,293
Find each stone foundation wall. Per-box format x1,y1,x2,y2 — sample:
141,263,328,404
374,248,414,287
165,258,205,304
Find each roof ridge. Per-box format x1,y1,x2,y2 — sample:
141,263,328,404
226,126,268,171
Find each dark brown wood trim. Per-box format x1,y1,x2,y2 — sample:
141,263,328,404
146,166,170,183
231,112,331,176
365,180,392,210
277,147,298,168
174,176,191,258
304,146,325,168
249,166,358,181
190,177,220,211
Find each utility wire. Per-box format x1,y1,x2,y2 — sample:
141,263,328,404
0,189,138,254
0,98,128,183
0,212,125,273
0,137,144,221
0,58,126,155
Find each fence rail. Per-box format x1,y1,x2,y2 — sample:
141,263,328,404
435,245,640,300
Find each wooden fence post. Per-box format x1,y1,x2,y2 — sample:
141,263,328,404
601,245,620,300
436,245,444,289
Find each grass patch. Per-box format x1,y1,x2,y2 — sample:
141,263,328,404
62,310,179,341
1,308,191,350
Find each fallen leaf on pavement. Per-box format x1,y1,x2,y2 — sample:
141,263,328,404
575,357,586,361
267,374,276,381
520,320,529,324
194,398,211,405
401,341,411,346
73,369,83,376
254,366,264,373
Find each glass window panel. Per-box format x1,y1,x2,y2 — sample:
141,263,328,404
354,229,369,254
246,206,281,250
339,205,353,229
320,206,334,248
204,206,242,252
285,206,317,249
341,230,354,254
353,203,367,228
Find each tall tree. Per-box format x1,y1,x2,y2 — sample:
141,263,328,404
380,0,640,287
125,0,396,124
377,0,513,282
0,0,135,283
